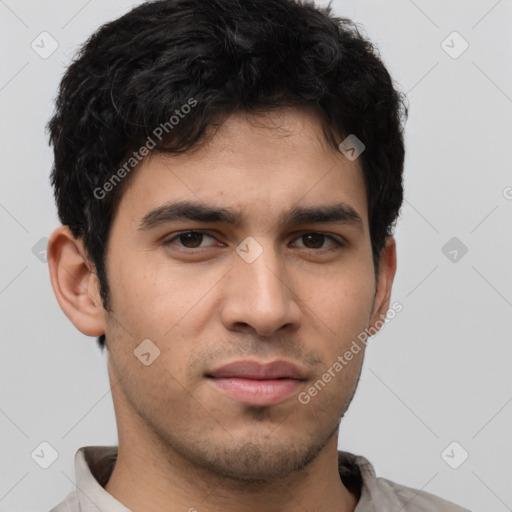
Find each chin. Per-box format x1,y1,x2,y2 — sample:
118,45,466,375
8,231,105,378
190,427,337,482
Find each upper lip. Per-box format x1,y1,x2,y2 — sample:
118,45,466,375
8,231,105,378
207,360,306,380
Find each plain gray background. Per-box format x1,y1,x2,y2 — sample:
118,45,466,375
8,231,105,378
1,0,511,510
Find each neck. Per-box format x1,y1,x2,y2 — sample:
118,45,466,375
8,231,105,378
104,432,357,512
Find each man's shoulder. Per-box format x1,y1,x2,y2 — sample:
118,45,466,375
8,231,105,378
48,490,78,512
373,476,471,512
338,450,470,512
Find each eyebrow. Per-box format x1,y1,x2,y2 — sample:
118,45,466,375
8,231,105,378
138,200,363,231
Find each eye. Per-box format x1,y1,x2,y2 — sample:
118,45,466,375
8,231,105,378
163,231,219,250
291,232,343,251
161,230,343,253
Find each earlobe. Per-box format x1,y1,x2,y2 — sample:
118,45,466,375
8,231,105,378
369,237,397,331
47,226,106,337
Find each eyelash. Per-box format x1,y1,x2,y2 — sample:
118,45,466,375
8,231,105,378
162,230,344,253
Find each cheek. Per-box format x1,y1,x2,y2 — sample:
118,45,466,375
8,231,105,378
110,344,200,433
297,349,364,425
292,265,375,378
298,265,375,331
105,259,222,389
106,253,211,339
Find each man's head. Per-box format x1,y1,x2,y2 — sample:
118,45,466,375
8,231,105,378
47,0,407,351
47,0,406,485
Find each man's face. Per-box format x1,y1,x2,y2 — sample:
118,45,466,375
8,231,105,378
102,108,392,480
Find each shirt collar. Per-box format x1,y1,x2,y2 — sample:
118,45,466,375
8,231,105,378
74,446,131,512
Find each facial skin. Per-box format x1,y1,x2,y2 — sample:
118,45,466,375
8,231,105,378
48,107,396,512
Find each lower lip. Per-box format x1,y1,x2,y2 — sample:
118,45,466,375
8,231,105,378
208,377,302,406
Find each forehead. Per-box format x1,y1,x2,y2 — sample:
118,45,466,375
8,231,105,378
115,108,369,231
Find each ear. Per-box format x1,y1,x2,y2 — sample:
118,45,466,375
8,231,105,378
47,225,105,337
369,237,397,332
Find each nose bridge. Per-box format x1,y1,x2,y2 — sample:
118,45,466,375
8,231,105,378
240,239,285,298
221,237,299,336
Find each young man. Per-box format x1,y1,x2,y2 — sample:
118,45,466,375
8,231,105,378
46,0,469,510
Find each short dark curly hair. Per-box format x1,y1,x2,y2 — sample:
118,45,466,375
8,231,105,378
47,0,408,351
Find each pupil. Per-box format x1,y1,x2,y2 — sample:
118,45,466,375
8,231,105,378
304,233,323,248
181,232,202,248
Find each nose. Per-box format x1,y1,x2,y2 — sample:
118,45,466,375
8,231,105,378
220,241,301,337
